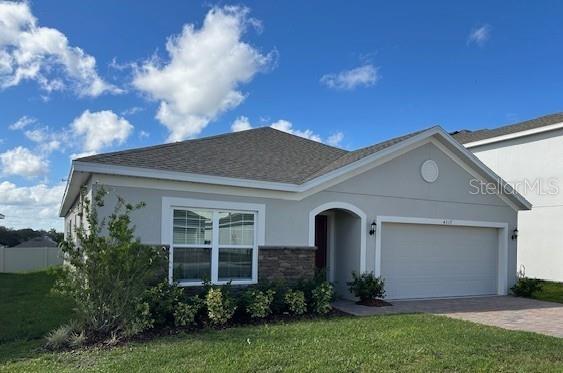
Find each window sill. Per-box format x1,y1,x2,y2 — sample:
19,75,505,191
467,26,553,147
176,279,257,287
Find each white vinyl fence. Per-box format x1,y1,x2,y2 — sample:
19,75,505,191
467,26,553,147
0,246,63,273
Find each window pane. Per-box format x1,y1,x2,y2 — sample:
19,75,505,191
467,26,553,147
219,212,254,246
173,209,212,245
218,247,252,281
173,247,211,282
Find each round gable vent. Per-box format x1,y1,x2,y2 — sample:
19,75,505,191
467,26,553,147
421,160,439,183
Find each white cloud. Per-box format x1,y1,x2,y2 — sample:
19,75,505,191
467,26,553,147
270,120,322,142
231,115,253,132
70,110,134,153
121,106,144,116
320,64,378,90
0,146,48,177
9,115,36,130
26,128,62,153
468,25,491,47
133,6,273,141
0,1,120,97
230,116,343,146
0,181,65,230
326,132,344,147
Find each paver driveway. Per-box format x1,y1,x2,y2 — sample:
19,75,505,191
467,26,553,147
333,296,563,338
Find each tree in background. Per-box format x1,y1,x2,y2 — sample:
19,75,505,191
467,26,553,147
0,227,63,247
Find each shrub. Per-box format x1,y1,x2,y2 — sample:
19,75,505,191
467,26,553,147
243,289,276,319
310,282,334,315
511,267,543,297
145,281,185,327
347,272,386,302
68,331,87,348
174,296,203,327
128,301,154,337
258,280,288,314
45,324,74,350
55,187,166,340
284,289,306,315
206,287,236,326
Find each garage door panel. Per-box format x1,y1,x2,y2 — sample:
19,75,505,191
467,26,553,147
381,223,498,299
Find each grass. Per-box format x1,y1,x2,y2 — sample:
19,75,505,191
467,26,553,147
0,270,74,362
2,314,563,372
1,272,562,372
532,281,563,304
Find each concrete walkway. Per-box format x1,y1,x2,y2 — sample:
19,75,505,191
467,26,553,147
333,296,563,338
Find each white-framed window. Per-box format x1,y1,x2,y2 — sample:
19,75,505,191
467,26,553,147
162,197,265,286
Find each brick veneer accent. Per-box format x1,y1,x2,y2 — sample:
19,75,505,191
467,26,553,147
258,246,316,284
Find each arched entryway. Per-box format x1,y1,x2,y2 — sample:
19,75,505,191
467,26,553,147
308,202,367,299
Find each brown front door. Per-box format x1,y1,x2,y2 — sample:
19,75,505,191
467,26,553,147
314,215,328,270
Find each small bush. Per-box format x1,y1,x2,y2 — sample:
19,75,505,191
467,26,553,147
145,281,185,327
174,296,203,327
310,282,334,315
284,289,306,315
45,324,75,350
511,268,543,297
243,289,276,318
68,331,87,348
347,272,386,302
258,280,288,314
127,301,154,337
206,287,237,326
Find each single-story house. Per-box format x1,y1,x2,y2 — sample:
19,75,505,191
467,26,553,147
453,112,563,282
0,236,62,273
60,126,531,300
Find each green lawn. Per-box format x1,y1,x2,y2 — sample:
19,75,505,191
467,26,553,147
1,272,563,372
532,281,563,304
0,270,74,362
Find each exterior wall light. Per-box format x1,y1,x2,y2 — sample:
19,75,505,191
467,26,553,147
511,228,518,240
369,221,376,236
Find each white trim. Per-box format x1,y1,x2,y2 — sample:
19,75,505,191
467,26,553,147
161,197,265,246
464,121,563,148
62,126,531,216
375,215,509,296
161,197,265,287
328,212,336,283
308,202,367,273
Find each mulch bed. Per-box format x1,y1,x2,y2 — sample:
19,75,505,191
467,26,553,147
356,299,392,307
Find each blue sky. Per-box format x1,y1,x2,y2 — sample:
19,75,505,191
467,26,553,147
1,1,562,230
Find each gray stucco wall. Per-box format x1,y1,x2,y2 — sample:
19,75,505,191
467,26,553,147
333,210,361,296
89,142,519,287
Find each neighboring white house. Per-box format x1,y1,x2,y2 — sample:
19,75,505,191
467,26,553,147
453,113,563,282
61,126,530,300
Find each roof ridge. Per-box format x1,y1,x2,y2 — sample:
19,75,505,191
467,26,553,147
76,126,348,162
486,112,563,132
452,112,563,144
74,127,275,162
303,127,432,182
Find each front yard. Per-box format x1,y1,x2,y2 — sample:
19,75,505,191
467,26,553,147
1,271,563,372
532,281,563,304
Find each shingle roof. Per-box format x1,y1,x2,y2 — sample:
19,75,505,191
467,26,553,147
451,112,563,144
14,236,58,248
76,127,429,185
76,127,348,184
304,129,426,181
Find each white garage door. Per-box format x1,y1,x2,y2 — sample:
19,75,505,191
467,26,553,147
381,223,499,299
